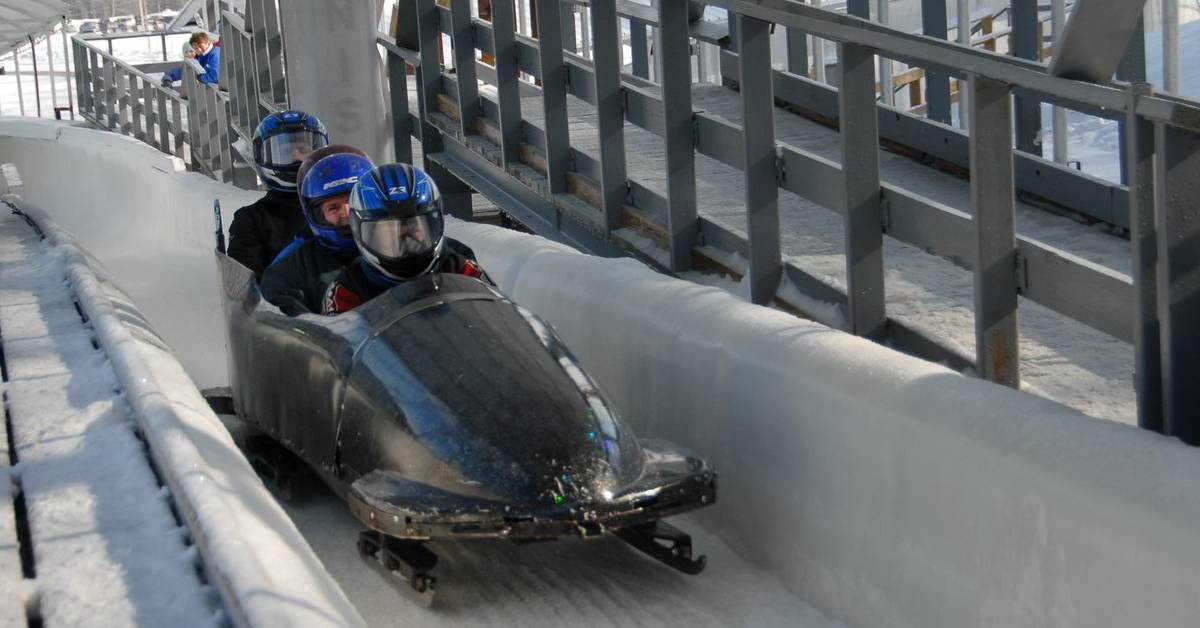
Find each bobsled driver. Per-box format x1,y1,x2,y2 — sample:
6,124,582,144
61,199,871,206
227,110,329,278
261,150,375,315
322,163,491,315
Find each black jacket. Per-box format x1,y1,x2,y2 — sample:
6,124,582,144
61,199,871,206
261,238,360,316
227,189,308,278
322,238,492,315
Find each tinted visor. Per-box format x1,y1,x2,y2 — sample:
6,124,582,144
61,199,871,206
357,214,443,260
260,130,328,169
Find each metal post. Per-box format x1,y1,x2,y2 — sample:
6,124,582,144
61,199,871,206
1125,83,1161,433
1011,0,1041,154
14,48,26,117
811,0,825,83
630,19,649,79
660,0,698,272
561,1,577,53
416,0,472,218
61,20,74,118
28,36,43,118
535,0,571,194
840,41,886,338
1163,0,1179,93
589,0,628,232
921,0,950,123
1050,0,1066,163
955,0,967,126
492,0,523,168
387,54,413,164
878,0,893,106
1116,15,1147,185
738,14,782,306
969,75,1019,388
157,88,170,153
1155,122,1200,444
786,26,809,78
46,31,57,113
450,0,480,136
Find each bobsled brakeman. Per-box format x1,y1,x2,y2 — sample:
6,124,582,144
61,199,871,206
215,253,717,603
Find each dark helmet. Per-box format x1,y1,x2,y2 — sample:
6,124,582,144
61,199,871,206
299,152,375,251
349,163,445,281
252,110,329,191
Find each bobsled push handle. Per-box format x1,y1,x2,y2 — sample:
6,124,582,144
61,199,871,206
214,199,226,254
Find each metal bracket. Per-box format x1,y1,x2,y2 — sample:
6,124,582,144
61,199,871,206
774,150,786,187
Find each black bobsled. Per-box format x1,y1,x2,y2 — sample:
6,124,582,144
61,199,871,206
215,254,716,599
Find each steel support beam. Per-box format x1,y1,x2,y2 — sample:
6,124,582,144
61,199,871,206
786,26,808,77
536,0,572,194
1155,123,1200,444
660,0,698,272
840,42,885,338
386,48,413,164
630,19,649,79
1011,0,1041,155
589,0,628,232
970,75,1019,387
738,14,782,305
920,0,950,124
491,0,523,167
1125,83,1161,433
450,0,480,136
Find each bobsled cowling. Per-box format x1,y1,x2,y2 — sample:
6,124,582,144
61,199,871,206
217,254,716,540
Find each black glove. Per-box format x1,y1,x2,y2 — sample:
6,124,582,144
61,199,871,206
161,77,173,87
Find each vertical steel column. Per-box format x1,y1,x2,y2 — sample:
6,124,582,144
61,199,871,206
810,0,825,83
417,0,472,218
45,33,57,113
13,50,25,117
1117,15,1147,185
73,45,89,117
786,26,809,77
387,54,413,164
90,50,103,120
660,0,697,272
1050,0,1067,163
491,0,523,167
536,0,571,195
840,42,886,338
953,0,966,125
1011,0,1041,155
738,14,782,306
561,1,577,53
261,0,287,105
921,0,951,123
157,89,170,153
630,19,649,79
589,0,628,232
1155,123,1200,444
1125,83,1161,432
171,96,185,159
28,37,42,118
969,75,1019,388
118,69,132,135
1163,0,1179,93
62,21,74,118
133,76,146,140
878,0,893,106
450,0,480,136
104,60,118,129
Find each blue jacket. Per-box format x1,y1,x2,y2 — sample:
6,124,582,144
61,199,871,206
164,45,220,84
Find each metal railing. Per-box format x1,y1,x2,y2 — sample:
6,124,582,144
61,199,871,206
374,0,1200,441
71,34,192,161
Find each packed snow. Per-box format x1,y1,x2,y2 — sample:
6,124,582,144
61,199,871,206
0,210,218,628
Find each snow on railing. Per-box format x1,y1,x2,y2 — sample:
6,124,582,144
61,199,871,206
6,194,365,628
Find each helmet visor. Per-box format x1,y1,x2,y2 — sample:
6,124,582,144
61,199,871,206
357,214,443,260
261,130,328,169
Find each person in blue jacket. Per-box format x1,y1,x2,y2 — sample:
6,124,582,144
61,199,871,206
161,32,220,86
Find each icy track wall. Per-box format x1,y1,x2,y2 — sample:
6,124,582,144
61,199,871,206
5,120,1200,627
452,220,1200,628
0,118,259,389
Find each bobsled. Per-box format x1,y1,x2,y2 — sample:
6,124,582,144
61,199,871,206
215,253,716,601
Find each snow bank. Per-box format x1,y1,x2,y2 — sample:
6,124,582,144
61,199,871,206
10,204,365,628
452,219,1200,628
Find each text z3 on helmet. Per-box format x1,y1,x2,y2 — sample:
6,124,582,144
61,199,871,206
300,153,376,251
253,110,329,190
349,164,446,281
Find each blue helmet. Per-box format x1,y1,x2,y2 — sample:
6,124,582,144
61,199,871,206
299,152,375,251
252,110,329,191
349,163,445,280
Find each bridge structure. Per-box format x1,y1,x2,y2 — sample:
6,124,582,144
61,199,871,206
5,1,1200,627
